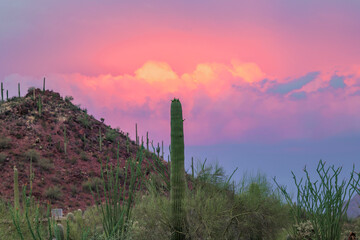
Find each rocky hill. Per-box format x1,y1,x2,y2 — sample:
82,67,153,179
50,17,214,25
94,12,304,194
0,88,170,213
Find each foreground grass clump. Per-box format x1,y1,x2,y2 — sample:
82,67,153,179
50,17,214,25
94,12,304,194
129,160,290,240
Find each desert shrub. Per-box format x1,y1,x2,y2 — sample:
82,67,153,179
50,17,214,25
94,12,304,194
77,114,91,129
27,86,35,94
80,151,88,161
105,128,118,142
23,149,40,162
70,185,78,196
130,161,289,240
65,95,74,103
44,186,63,200
0,136,11,149
0,153,7,164
66,205,104,239
82,177,103,193
37,158,54,171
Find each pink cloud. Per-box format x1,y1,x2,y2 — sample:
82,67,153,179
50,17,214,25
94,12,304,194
3,61,360,146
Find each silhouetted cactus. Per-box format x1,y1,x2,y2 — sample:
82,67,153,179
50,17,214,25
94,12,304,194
170,98,186,240
135,123,138,145
146,131,149,151
6,90,8,101
43,77,46,92
1,82,3,102
18,83,20,97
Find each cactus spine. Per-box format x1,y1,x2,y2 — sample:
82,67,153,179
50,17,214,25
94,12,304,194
18,83,20,97
14,166,20,211
1,82,3,102
170,98,186,240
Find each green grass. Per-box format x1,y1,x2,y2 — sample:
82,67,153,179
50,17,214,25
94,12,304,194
1,157,360,239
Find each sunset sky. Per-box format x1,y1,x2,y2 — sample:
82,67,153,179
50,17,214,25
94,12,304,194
1,0,360,194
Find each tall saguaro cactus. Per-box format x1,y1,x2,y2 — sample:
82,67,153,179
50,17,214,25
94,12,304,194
18,83,20,98
43,77,46,92
170,98,186,240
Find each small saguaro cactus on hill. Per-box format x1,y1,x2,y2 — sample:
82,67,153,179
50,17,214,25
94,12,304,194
99,127,102,152
18,83,20,97
135,123,138,145
146,131,149,151
43,77,46,92
6,90,8,101
170,98,187,240
1,82,3,102
64,125,67,155
38,95,42,117
14,166,20,211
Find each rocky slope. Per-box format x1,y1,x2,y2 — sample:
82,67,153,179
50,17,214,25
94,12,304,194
0,88,170,213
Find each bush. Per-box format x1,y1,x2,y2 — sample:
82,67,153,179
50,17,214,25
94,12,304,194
105,128,118,142
82,178,103,193
77,115,91,129
80,151,88,161
0,153,7,164
130,162,289,240
65,96,74,103
37,158,54,171
44,186,63,200
23,149,40,162
0,136,11,149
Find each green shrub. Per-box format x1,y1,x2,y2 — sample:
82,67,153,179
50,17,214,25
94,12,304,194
0,136,11,149
77,115,91,129
0,153,7,164
82,178,103,193
23,149,40,162
105,128,118,142
65,96,74,103
44,186,63,200
80,151,88,161
37,158,54,171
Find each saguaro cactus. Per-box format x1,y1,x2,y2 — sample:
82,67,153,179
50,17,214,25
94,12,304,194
1,82,3,102
99,127,102,152
18,83,20,97
14,166,20,211
170,98,186,240
64,126,67,154
135,123,138,145
146,132,149,151
43,77,46,92
6,90,8,101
